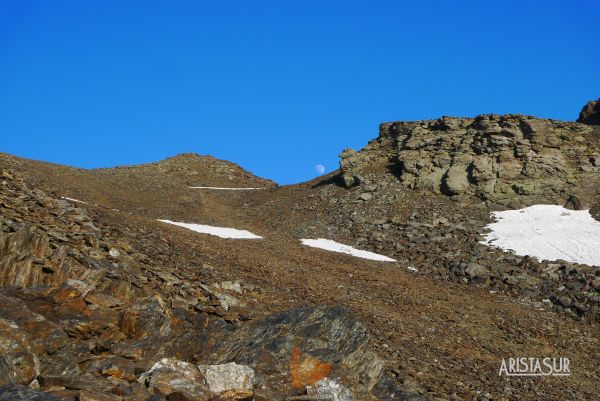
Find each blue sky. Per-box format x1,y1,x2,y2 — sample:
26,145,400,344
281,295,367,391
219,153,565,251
1,1,599,184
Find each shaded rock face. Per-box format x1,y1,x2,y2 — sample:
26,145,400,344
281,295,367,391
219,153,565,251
0,384,58,401
340,114,600,208
205,306,384,400
591,198,600,222
578,99,600,125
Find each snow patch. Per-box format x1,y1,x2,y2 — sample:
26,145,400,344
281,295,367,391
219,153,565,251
481,205,600,266
189,186,265,190
300,238,396,262
61,196,87,204
158,220,262,239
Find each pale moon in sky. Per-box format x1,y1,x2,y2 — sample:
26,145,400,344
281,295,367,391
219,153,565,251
315,164,325,174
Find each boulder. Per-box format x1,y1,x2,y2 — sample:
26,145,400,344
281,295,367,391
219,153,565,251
204,306,384,400
138,358,209,401
201,363,254,399
443,164,471,195
465,263,490,284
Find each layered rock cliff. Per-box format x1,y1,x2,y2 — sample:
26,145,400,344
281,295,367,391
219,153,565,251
340,112,600,208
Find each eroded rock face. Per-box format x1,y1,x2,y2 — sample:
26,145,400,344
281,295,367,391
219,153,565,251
204,306,384,400
578,99,600,125
340,114,600,207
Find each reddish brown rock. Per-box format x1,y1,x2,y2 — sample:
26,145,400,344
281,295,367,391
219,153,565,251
290,347,333,389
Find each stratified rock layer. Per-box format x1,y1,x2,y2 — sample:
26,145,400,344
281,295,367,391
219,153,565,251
340,114,600,208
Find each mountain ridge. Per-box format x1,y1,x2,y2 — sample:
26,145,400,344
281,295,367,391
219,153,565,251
1,100,600,401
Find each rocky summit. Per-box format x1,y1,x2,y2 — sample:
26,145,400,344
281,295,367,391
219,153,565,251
340,113,600,208
577,98,600,126
1,101,600,401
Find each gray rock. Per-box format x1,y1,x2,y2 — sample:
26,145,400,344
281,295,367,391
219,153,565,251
0,385,58,401
360,193,373,201
465,263,489,280
204,306,384,399
201,362,254,395
372,375,431,401
138,358,209,400
444,164,471,195
341,174,355,188
307,378,354,401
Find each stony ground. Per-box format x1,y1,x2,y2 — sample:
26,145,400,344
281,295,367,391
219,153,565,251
1,146,599,401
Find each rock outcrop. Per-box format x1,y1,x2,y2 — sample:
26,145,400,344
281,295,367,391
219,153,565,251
577,98,600,125
204,306,385,400
340,113,600,208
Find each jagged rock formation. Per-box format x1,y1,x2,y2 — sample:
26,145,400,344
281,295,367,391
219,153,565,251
340,113,600,208
578,98,600,125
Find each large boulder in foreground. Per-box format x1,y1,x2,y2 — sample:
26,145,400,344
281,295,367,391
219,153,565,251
578,98,600,125
203,306,384,400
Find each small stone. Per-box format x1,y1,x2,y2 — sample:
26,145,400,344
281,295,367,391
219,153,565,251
219,281,242,293
85,292,121,308
359,193,373,201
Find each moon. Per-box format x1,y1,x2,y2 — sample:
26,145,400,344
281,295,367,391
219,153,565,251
315,164,325,174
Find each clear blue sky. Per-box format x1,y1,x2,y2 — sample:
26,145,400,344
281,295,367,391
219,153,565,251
1,1,599,184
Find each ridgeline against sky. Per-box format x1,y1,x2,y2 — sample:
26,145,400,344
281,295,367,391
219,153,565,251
1,0,599,184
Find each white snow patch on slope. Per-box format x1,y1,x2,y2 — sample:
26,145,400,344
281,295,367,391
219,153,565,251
189,186,265,190
158,220,262,239
300,238,396,262
61,196,88,204
481,205,600,266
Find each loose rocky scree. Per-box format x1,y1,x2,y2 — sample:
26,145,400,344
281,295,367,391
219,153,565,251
0,169,420,401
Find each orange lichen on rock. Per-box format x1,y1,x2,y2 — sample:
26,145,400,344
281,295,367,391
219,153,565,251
290,346,333,389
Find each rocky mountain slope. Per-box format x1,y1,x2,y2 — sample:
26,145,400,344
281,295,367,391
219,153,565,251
0,152,276,222
1,101,600,401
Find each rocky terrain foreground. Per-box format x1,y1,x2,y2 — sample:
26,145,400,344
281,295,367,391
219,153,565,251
1,100,599,401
